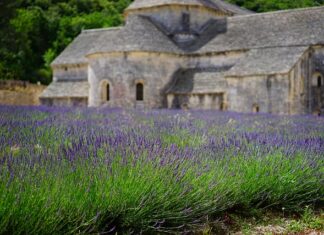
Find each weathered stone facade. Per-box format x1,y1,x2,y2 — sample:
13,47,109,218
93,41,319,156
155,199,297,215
41,0,324,115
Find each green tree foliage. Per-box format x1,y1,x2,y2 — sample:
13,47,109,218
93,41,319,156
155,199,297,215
229,0,324,12
0,0,132,84
0,0,323,84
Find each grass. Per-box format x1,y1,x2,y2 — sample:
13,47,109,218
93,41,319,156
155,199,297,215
0,106,323,234
223,207,324,234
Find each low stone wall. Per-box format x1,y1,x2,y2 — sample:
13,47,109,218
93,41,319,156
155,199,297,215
0,80,46,106
40,97,88,107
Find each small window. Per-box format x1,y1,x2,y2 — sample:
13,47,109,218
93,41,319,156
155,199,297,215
318,76,322,88
106,83,110,101
136,83,144,101
253,104,260,113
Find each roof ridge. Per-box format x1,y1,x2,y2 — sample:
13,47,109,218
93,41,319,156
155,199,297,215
230,5,324,20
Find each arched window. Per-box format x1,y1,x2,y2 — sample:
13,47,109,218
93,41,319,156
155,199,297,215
136,83,144,101
318,75,322,88
101,80,110,103
106,83,110,101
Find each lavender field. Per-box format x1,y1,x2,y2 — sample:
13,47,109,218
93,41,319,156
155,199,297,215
0,106,323,234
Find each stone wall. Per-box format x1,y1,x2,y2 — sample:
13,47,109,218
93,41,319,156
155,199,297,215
88,52,183,108
40,97,88,107
227,74,290,114
88,51,243,109
168,93,225,110
288,50,310,115
287,46,324,115
311,46,324,114
0,80,46,106
53,64,88,82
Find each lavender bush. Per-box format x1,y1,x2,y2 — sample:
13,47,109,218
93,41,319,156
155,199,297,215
0,106,323,234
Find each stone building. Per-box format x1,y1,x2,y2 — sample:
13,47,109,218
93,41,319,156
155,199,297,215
40,0,324,115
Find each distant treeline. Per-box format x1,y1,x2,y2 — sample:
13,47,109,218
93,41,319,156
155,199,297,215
0,0,323,84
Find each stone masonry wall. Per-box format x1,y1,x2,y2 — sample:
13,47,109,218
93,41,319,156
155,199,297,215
53,64,88,82
288,50,310,115
88,51,244,108
227,74,290,114
0,80,46,106
40,97,88,107
88,52,183,108
311,46,324,114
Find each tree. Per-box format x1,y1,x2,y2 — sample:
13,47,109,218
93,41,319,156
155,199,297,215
0,0,323,84
228,0,323,12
